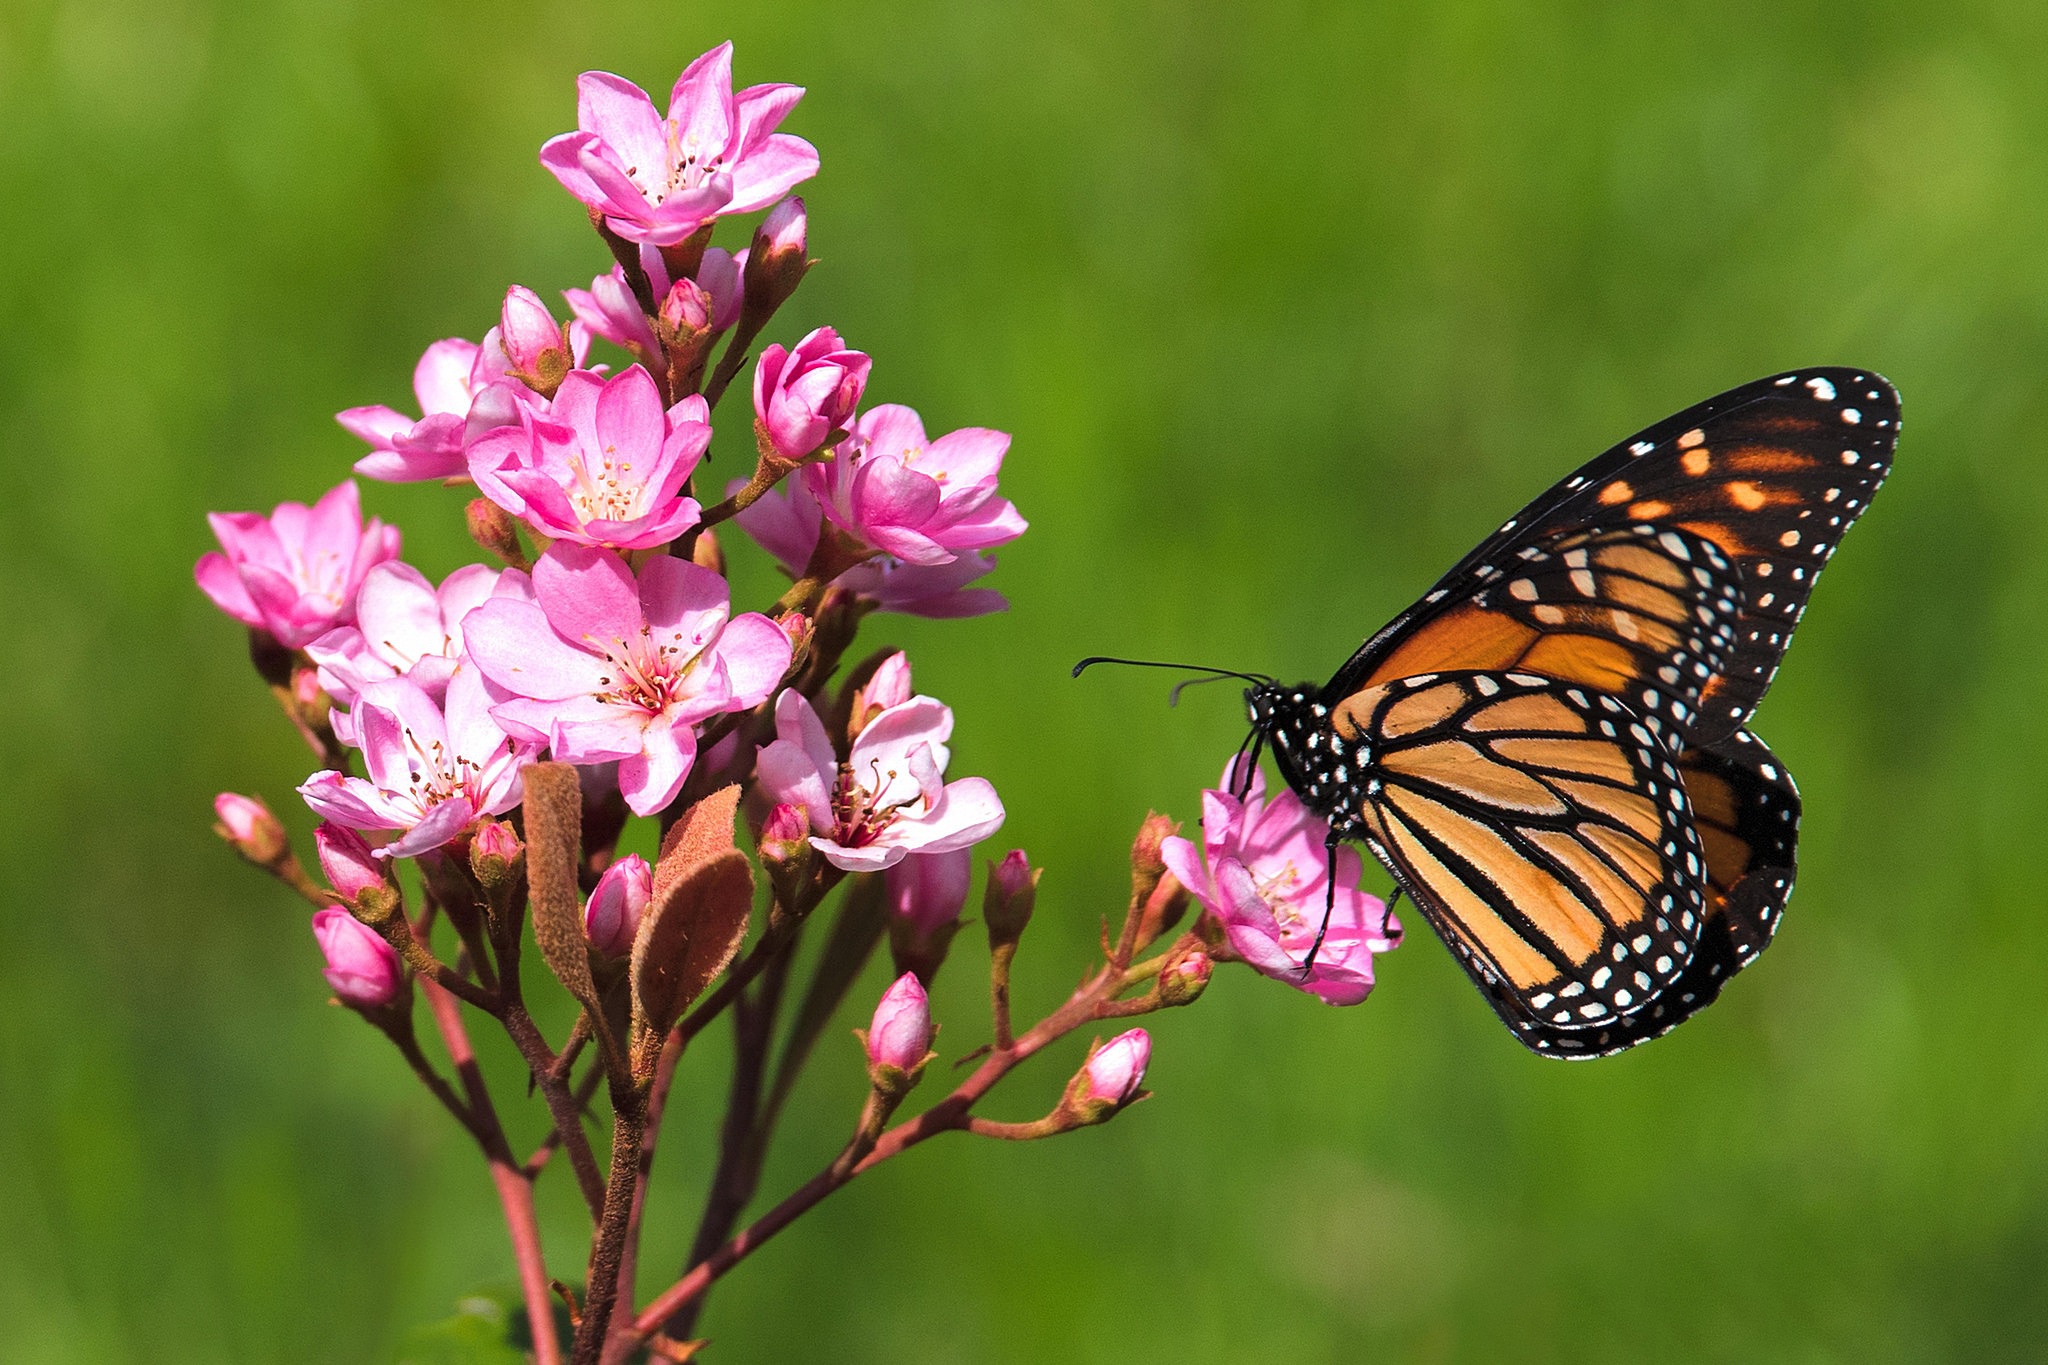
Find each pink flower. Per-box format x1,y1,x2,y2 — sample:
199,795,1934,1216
566,247,744,363
195,481,401,648
467,366,708,550
305,561,505,708
806,404,1026,566
1072,1029,1149,1109
884,847,973,935
585,854,653,957
732,478,1009,618
1159,762,1401,1007
299,670,537,859
463,545,791,816
753,327,870,462
311,908,404,1007
865,972,934,1073
755,686,1005,873
539,43,818,247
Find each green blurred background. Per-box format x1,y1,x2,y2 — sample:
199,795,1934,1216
4,0,2046,1360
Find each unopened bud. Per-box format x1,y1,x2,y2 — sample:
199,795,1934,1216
696,247,745,331
470,819,524,890
214,792,287,867
1061,1029,1151,1126
758,803,810,868
499,285,572,397
1156,942,1213,1008
584,854,653,958
311,907,405,1009
467,497,527,569
1129,811,1178,905
741,197,809,328
659,277,714,337
315,821,400,922
983,849,1039,947
862,972,935,1095
774,610,813,666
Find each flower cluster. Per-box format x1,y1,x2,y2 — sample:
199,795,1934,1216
197,39,1397,1360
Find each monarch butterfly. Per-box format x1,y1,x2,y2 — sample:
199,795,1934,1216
1089,368,1898,1057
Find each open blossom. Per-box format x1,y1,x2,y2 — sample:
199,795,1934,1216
311,908,404,1008
756,686,1005,873
539,42,818,247
733,477,1008,618
464,545,791,815
299,670,537,859
195,481,401,648
1160,761,1401,1006
306,562,507,708
468,366,708,550
566,246,744,363
808,404,1026,566
754,327,870,462
338,325,592,484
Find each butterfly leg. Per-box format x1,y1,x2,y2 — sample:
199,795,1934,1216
1299,835,1341,977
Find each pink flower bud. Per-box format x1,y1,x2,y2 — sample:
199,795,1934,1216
499,286,572,395
759,196,807,259
1072,1029,1150,1113
696,247,745,331
584,853,653,957
752,326,870,463
758,803,810,867
311,907,404,1008
774,610,812,656
1157,946,1213,1008
983,848,1039,945
885,847,972,936
470,819,524,891
214,793,286,865
466,496,526,568
660,277,714,336
315,821,387,901
865,972,934,1075
742,197,809,323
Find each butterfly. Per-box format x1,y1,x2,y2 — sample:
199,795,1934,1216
1093,369,1898,1058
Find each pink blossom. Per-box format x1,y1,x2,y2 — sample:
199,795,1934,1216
195,481,401,648
731,478,1009,618
1074,1029,1149,1108
467,366,708,550
806,404,1026,566
539,43,818,247
311,908,404,1007
314,822,389,903
299,670,537,859
498,286,574,393
305,561,504,708
1159,762,1401,1007
566,247,744,363
884,846,973,934
463,545,791,816
753,327,870,462
865,972,934,1072
755,687,1005,873
585,854,653,957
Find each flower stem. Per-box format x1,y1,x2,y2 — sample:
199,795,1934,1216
500,999,608,1223
570,1083,647,1365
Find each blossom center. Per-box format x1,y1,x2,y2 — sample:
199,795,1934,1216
830,759,920,847
589,624,709,716
568,445,649,523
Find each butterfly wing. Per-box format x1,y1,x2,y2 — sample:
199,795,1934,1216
1335,670,1714,1057
1329,368,1898,744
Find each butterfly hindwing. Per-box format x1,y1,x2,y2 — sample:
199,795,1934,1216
1332,670,1715,1057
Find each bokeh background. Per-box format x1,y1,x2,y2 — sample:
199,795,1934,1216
4,0,2047,1360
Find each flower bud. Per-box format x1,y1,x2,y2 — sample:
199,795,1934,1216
752,325,870,464
311,906,405,1008
316,821,401,923
1061,1029,1151,1126
470,819,524,891
983,849,1039,947
696,247,745,331
1156,943,1213,1008
774,610,813,663
758,803,810,868
499,286,572,397
1129,811,1178,906
584,853,653,958
659,277,714,336
886,846,972,937
467,496,527,569
214,792,286,867
863,971,935,1095
741,197,809,327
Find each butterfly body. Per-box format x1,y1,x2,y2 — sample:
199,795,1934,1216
1245,368,1897,1058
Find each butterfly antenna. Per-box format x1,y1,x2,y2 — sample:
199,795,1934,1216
1072,655,1275,688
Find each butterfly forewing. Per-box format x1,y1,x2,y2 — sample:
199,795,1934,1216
1335,671,1714,1057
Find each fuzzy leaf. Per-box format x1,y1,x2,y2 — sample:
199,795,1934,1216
523,762,598,1012
653,784,742,902
631,850,754,1062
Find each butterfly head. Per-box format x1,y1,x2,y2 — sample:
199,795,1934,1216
1245,681,1358,817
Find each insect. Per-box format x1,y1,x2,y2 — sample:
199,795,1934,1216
1087,369,1898,1057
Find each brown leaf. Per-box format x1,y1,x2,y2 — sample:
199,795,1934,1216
523,762,598,1011
653,784,742,902
632,850,754,1056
